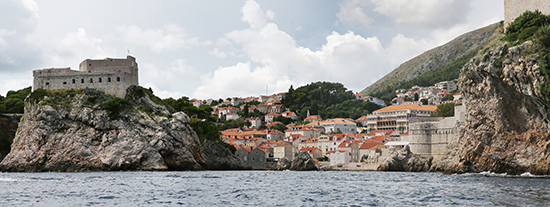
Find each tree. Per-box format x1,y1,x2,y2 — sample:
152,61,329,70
414,93,419,101
443,94,454,101
271,123,288,132
273,116,293,125
0,87,31,113
420,99,428,105
432,103,459,117
282,81,380,119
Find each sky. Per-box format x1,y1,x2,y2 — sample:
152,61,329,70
0,0,504,99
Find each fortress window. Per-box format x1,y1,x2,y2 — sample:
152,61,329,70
90,78,93,83
45,82,49,85
108,77,111,82
63,82,67,85
99,78,102,83
72,79,75,84
81,79,84,83
89,64,91,66
117,77,120,82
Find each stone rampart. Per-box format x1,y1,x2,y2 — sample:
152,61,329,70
504,0,550,26
409,105,465,162
32,56,138,98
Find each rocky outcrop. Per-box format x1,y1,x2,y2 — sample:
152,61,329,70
433,41,550,175
377,146,432,172
0,86,243,172
276,151,319,171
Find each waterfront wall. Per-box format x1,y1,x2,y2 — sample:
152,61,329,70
408,105,465,162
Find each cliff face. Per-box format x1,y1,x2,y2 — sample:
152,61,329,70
0,86,242,172
434,41,550,175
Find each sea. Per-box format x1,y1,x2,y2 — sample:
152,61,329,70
0,170,549,206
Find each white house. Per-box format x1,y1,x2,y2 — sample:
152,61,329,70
226,113,240,120
328,150,351,166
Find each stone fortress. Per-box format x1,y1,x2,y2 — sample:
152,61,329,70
504,0,550,26
32,56,139,98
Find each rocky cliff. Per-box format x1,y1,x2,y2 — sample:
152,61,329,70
432,40,550,175
0,86,243,172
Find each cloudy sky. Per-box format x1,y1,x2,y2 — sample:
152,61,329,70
0,0,503,99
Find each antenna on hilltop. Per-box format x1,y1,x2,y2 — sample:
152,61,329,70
127,48,131,55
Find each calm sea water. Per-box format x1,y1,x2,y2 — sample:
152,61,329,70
0,170,549,206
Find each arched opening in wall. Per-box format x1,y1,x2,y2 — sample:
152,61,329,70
81,79,84,83
90,78,93,83
45,82,49,86
72,79,75,84
63,82,67,85
108,77,111,82
99,78,102,83
117,77,120,82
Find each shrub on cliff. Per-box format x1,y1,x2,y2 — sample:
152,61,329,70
504,10,550,44
0,87,31,113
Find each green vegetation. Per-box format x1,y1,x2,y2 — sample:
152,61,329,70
218,118,247,131
0,87,31,113
282,82,381,119
431,103,460,117
270,122,288,132
163,95,234,153
502,10,550,101
504,10,550,44
100,97,132,120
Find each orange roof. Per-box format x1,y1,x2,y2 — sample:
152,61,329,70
374,104,437,113
300,147,319,152
356,116,369,121
266,112,280,116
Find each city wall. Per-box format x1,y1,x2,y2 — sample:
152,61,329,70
408,105,465,162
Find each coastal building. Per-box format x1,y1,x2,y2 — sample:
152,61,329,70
320,119,357,134
366,104,437,133
273,141,295,159
32,56,139,98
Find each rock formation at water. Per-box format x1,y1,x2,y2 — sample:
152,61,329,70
377,146,432,172
432,40,550,175
276,151,319,171
0,86,243,172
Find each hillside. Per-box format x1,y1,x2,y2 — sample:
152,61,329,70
361,22,503,100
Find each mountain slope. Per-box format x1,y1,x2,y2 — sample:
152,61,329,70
361,22,503,99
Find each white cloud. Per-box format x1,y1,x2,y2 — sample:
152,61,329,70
193,62,293,99
0,78,31,96
370,0,472,29
209,48,227,58
118,24,200,53
46,28,114,68
197,0,394,98
141,82,184,99
336,0,373,27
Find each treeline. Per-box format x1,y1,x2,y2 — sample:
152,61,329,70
282,81,381,120
0,87,31,113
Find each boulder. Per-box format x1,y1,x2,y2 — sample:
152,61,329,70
377,146,432,172
276,151,319,171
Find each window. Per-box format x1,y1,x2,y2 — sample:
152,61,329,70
45,82,49,85
90,78,93,83
99,78,102,83
63,82,67,85
72,79,75,84
116,77,120,82
108,77,111,82
81,79,84,83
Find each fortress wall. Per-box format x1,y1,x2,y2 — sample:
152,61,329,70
504,0,550,26
33,56,139,98
33,71,135,98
